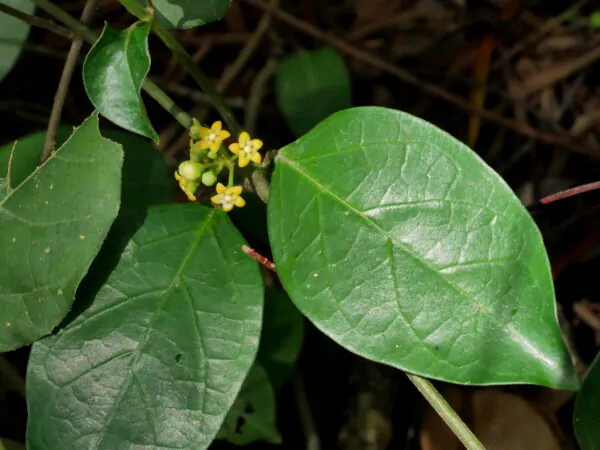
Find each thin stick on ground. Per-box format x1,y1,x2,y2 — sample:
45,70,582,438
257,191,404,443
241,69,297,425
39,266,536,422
243,0,599,158
0,3,72,39
41,0,99,163
22,0,191,130
241,246,485,449
540,181,600,205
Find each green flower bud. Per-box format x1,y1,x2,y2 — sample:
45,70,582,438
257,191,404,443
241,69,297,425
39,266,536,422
201,170,217,186
207,150,218,160
178,160,203,180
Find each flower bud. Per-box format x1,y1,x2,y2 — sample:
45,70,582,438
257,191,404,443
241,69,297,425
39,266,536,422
201,171,217,186
178,160,203,180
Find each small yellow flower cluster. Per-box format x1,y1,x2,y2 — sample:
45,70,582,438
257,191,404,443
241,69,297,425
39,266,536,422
174,120,263,212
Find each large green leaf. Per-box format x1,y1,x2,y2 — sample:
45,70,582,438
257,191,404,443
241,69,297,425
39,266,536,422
218,363,281,445
275,47,351,137
0,0,33,82
0,126,72,188
0,114,122,352
574,352,600,449
125,0,233,29
26,204,263,450
258,287,304,389
83,22,158,141
267,107,578,389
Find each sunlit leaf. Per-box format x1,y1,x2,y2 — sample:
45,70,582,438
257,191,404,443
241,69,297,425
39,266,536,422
268,107,578,389
125,0,233,29
27,204,263,450
83,22,158,141
0,114,122,351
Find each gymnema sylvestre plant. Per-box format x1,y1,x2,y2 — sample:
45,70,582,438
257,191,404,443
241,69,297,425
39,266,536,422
0,0,599,449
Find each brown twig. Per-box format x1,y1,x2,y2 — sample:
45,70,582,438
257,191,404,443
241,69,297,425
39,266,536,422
243,0,599,158
539,181,600,205
0,3,73,39
40,0,99,163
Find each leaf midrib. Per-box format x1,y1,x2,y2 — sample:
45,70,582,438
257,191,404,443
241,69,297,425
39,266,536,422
278,153,550,366
91,209,216,449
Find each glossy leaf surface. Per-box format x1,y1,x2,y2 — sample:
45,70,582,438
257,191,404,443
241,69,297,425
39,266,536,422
27,204,263,450
126,0,233,28
276,47,351,137
574,351,600,449
268,107,578,389
83,22,158,141
0,115,122,351
0,0,33,82
218,363,281,445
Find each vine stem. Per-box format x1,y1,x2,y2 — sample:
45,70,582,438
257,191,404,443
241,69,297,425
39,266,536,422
23,0,191,130
240,246,485,449
118,0,241,136
41,0,99,163
407,374,486,450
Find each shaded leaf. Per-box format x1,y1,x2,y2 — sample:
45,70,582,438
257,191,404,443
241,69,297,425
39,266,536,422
574,351,600,449
258,287,304,389
275,47,351,137
125,0,233,29
83,22,158,141
268,107,578,389
0,126,72,188
0,0,33,82
26,204,263,450
218,363,281,445
0,114,122,351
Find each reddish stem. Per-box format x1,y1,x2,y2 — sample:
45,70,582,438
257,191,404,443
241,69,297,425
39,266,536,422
242,245,276,272
540,181,600,205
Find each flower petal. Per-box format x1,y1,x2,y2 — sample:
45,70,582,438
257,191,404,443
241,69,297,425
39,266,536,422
222,203,234,212
199,127,210,137
211,194,223,204
252,139,263,151
219,130,231,140
238,155,249,168
209,142,220,152
212,121,222,131
250,152,262,164
234,197,246,208
216,183,226,194
239,132,250,145
229,143,240,154
230,186,243,195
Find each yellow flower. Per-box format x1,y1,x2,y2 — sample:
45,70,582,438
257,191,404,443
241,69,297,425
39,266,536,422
175,171,199,202
211,183,246,212
229,132,263,168
196,121,230,153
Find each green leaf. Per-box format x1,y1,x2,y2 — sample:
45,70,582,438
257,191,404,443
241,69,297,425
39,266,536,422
0,114,122,352
258,287,304,389
0,126,72,188
275,47,351,137
0,438,25,450
26,204,264,450
218,363,281,445
574,352,600,449
0,0,33,82
125,0,233,29
267,107,578,389
83,22,158,142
